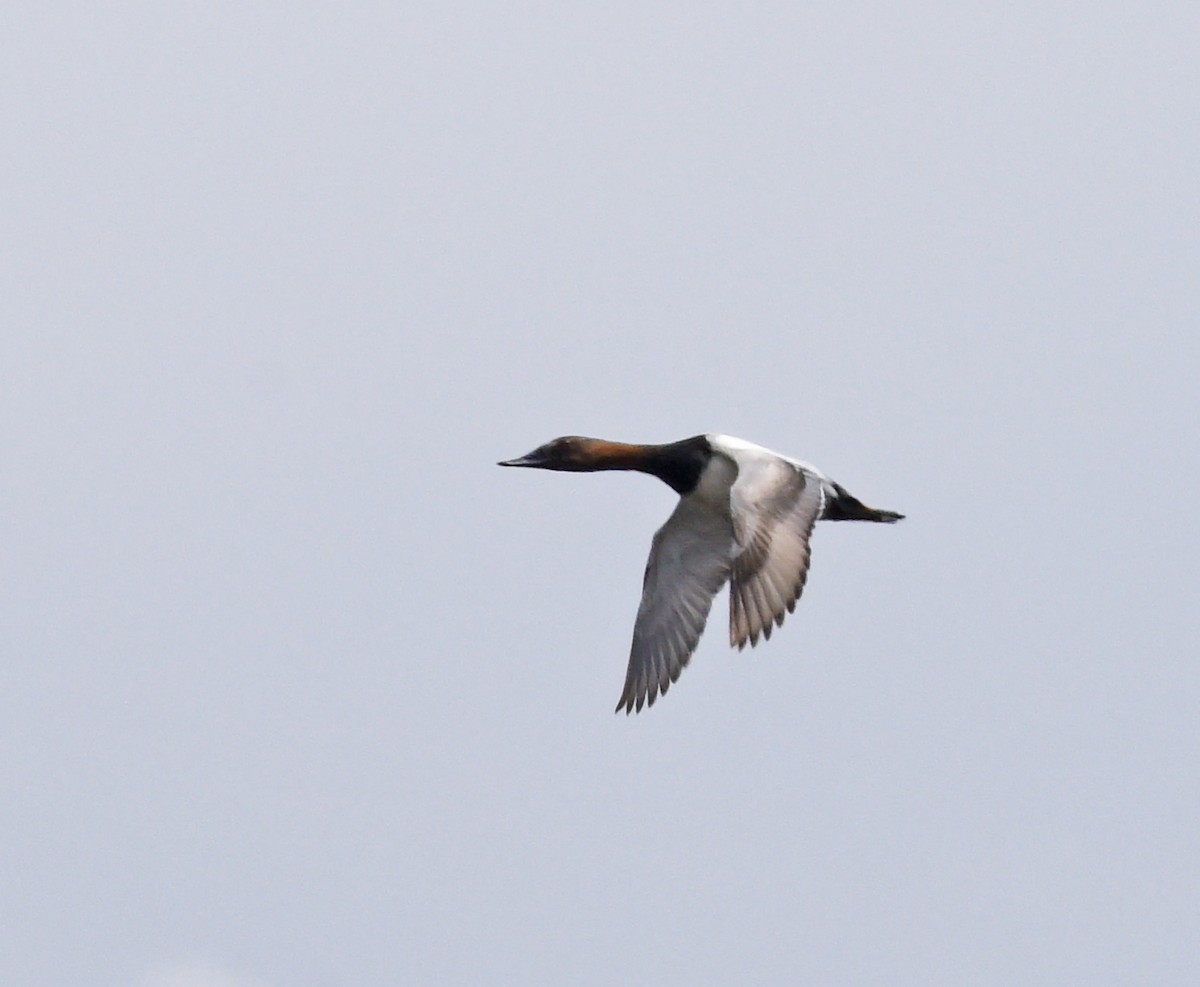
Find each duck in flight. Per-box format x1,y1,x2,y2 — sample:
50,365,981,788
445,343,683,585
499,434,903,714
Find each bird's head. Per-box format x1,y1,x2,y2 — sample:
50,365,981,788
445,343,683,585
498,436,625,472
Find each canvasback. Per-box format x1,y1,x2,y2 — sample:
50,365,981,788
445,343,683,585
499,434,903,714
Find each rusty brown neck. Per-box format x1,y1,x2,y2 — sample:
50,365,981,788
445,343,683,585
578,435,712,495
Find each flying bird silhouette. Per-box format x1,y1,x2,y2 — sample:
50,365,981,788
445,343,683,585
500,434,903,713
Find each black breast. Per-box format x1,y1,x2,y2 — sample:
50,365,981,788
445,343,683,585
646,435,713,495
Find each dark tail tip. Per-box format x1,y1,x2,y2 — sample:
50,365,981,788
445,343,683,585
825,483,904,523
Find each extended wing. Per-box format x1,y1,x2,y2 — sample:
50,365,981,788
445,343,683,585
616,498,734,713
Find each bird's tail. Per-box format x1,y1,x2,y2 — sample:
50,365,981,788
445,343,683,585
823,482,905,523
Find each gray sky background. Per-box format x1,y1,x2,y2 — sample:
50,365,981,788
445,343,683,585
4,4,1198,986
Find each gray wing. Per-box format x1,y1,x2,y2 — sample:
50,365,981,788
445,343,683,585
728,460,826,649
615,498,735,714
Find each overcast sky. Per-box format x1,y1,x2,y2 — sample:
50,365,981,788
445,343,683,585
3,3,1198,986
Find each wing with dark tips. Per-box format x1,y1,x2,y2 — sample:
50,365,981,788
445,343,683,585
615,499,734,714
728,459,825,649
